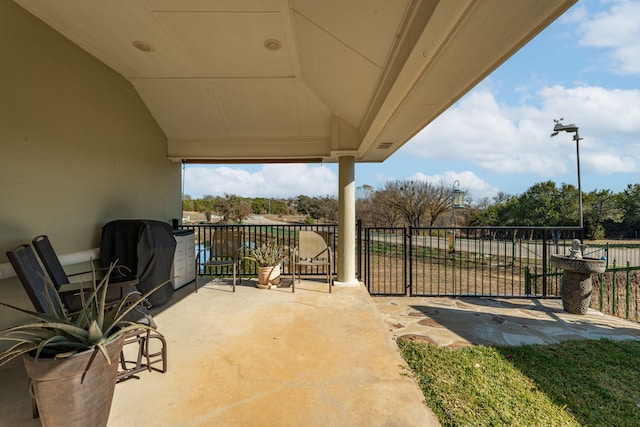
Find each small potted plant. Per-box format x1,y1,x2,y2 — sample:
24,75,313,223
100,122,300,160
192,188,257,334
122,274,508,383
0,262,167,427
245,239,288,289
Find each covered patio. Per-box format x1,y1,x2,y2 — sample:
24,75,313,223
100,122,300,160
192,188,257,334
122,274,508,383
0,0,577,298
0,1,582,425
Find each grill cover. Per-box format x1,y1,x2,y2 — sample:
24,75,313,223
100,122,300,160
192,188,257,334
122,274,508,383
100,220,175,306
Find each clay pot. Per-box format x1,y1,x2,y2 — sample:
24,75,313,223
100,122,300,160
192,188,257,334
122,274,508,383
23,335,124,427
257,265,281,289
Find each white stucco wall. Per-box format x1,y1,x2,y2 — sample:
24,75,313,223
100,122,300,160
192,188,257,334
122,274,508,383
0,0,181,330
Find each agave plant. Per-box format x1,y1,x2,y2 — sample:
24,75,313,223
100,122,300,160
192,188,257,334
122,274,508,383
245,239,288,267
0,261,166,366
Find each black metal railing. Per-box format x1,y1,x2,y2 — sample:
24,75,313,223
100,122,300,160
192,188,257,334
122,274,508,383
179,222,640,322
180,223,338,278
363,226,583,297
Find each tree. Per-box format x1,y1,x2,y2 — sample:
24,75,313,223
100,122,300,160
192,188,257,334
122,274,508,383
583,189,620,240
468,197,496,226
516,181,561,226
424,182,454,227
269,199,288,215
355,185,380,226
370,189,403,227
356,184,375,200
557,183,579,226
355,180,460,228
620,184,640,237
495,195,520,226
378,180,439,228
218,194,252,223
318,196,338,223
294,195,323,219
182,194,195,212
192,194,218,221
251,198,269,214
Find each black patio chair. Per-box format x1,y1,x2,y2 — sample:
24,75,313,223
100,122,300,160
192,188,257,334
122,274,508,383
32,235,138,311
6,244,64,315
6,243,167,385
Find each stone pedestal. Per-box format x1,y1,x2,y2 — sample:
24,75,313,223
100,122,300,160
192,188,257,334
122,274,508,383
550,255,606,315
560,270,594,314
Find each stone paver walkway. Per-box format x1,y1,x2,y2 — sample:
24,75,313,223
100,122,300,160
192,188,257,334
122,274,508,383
374,296,640,347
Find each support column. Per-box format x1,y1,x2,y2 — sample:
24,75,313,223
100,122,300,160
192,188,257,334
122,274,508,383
334,155,359,287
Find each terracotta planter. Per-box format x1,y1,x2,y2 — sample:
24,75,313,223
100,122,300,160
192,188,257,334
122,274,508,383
257,265,281,289
23,335,125,427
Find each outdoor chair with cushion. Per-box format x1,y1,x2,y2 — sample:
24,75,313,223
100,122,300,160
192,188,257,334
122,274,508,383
196,230,244,292
291,231,333,293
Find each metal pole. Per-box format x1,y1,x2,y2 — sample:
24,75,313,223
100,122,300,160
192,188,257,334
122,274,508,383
542,230,547,296
551,120,584,238
451,180,459,296
575,132,584,237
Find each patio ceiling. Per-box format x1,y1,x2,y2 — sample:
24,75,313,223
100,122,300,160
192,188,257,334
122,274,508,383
15,0,575,164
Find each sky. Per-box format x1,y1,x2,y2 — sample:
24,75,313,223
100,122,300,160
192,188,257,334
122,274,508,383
183,0,640,203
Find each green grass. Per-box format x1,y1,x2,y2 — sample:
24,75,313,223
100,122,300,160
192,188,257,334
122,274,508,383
398,338,640,426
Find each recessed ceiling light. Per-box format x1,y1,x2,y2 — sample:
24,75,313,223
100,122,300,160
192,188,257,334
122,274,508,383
132,40,154,52
264,39,282,51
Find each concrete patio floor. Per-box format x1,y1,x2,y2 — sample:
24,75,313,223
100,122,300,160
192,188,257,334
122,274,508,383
0,278,439,426
4,281,640,426
110,279,440,426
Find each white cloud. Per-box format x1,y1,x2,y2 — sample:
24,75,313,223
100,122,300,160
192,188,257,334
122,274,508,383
184,164,337,198
403,84,640,178
404,88,564,176
584,151,637,174
577,0,640,74
562,2,589,24
408,170,499,201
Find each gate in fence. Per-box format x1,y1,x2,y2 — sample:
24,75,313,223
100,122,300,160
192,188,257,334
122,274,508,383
363,226,584,297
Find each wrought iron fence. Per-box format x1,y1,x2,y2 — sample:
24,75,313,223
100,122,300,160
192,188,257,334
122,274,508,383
363,226,584,297
363,227,406,295
592,261,640,322
180,222,640,321
180,223,338,278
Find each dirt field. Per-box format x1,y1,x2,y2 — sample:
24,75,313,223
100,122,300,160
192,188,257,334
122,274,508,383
592,271,640,322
